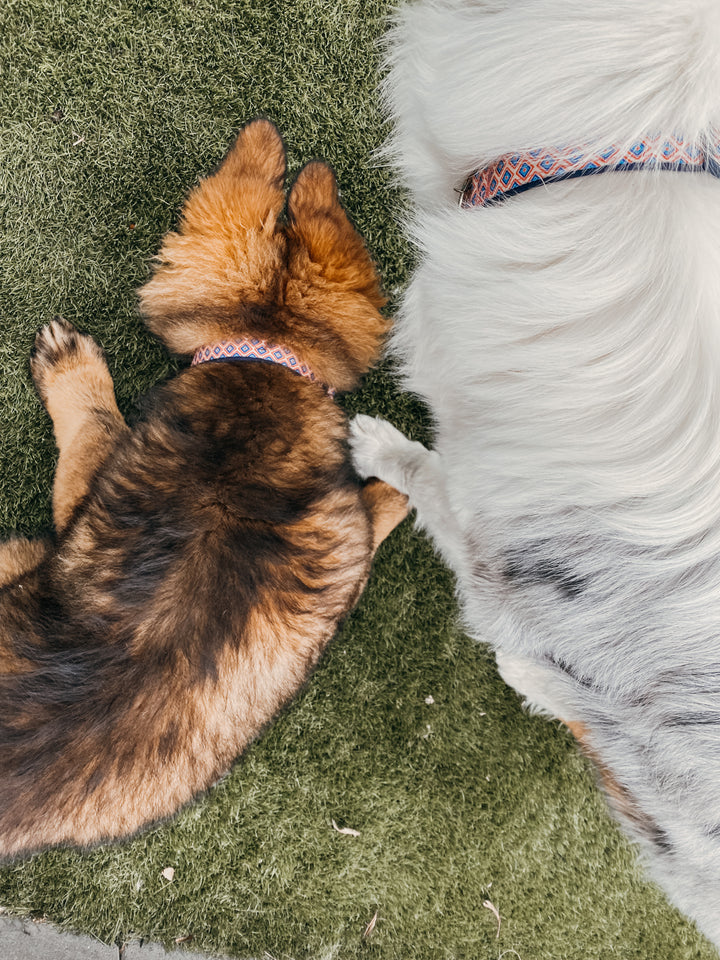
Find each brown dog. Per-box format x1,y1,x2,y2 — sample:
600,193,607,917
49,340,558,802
0,119,407,859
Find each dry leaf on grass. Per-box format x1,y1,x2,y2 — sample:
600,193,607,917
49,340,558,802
331,819,360,837
363,911,378,938
483,899,501,938
161,867,175,882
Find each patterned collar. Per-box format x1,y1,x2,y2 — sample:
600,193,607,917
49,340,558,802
461,133,720,208
192,337,335,397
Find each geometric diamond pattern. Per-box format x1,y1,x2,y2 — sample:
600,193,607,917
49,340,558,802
460,134,715,208
191,336,335,396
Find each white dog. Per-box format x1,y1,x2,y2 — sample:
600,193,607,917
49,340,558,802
351,0,720,948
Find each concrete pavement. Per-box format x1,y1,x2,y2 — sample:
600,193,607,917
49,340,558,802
0,914,224,960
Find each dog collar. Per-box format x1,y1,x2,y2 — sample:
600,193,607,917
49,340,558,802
461,134,720,207
192,337,335,396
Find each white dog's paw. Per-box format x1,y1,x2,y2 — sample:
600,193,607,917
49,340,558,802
348,414,403,478
349,414,424,490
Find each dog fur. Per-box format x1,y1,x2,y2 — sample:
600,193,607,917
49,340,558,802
0,119,408,860
350,0,720,947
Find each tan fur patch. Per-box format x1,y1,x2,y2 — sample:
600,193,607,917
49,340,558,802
361,478,410,552
0,539,48,588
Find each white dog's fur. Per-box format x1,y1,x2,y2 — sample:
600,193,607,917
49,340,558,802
351,0,720,947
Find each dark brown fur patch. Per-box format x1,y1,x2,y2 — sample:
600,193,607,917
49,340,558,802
0,120,407,859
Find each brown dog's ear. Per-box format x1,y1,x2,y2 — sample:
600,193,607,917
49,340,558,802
286,161,385,308
181,119,285,235
285,162,389,388
139,119,288,354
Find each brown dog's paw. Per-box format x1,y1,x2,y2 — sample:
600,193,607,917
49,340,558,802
31,317,105,404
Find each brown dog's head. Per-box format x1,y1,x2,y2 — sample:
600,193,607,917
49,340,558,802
139,119,388,392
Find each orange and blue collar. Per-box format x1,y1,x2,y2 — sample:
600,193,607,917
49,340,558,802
461,134,720,208
192,337,335,397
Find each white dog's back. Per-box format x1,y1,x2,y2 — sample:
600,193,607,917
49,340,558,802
383,0,720,202
351,0,720,948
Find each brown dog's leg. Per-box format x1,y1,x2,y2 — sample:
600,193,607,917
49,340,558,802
361,478,409,554
30,318,129,533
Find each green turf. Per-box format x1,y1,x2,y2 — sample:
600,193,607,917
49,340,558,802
0,1,716,958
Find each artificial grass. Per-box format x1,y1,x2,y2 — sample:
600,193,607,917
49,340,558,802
0,1,715,958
